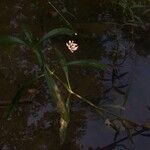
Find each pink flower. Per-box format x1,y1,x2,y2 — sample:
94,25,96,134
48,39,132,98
66,40,79,53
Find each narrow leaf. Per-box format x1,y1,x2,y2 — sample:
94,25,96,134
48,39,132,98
40,28,75,43
4,80,33,119
0,36,27,46
45,66,70,144
55,49,71,89
67,60,107,70
32,46,45,70
22,24,33,43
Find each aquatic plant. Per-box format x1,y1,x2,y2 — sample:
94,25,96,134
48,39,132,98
0,27,74,144
0,25,107,144
0,26,149,146
0,0,149,147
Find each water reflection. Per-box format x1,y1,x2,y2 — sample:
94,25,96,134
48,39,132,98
0,106,88,149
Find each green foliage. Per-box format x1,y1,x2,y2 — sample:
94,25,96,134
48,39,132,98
55,48,71,89
67,60,107,70
45,66,70,144
0,36,27,46
2,21,146,146
22,24,34,43
0,26,75,144
4,80,33,119
40,27,75,43
0,0,150,147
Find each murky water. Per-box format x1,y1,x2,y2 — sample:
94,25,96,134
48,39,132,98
0,1,150,150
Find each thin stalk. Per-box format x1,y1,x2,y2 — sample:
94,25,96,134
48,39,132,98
66,93,71,107
45,65,69,90
47,70,147,128
48,1,73,28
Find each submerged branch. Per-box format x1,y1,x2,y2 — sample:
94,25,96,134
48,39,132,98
99,128,149,150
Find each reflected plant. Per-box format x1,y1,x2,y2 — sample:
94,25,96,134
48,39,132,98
117,0,148,28
102,0,150,29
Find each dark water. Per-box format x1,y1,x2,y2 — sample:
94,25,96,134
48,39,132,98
0,0,150,150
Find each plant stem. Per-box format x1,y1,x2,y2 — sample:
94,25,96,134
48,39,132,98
48,1,73,28
47,70,149,129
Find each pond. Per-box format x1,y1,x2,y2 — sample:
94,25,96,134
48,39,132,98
0,0,150,150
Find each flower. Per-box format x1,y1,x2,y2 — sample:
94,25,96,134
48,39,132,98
66,40,79,53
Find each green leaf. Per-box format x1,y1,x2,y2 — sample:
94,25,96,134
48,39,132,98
0,36,27,46
45,66,69,119
55,48,71,89
45,65,70,144
143,8,150,15
67,60,107,70
22,24,33,43
131,4,145,9
4,79,33,119
32,46,45,70
40,28,75,43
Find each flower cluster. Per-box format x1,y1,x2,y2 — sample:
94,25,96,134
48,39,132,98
66,40,79,53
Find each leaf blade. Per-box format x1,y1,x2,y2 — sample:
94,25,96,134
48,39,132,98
55,48,71,89
4,80,33,119
67,60,107,70
45,66,70,144
0,36,27,46
40,28,75,43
